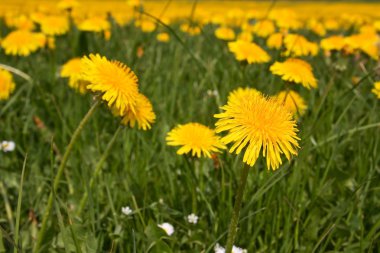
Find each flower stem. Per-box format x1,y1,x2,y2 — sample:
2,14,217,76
33,100,100,253
225,163,250,253
76,125,123,216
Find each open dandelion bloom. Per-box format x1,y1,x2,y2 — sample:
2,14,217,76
215,26,236,41
81,54,139,115
284,34,319,57
275,90,307,118
320,35,346,52
215,89,299,170
120,93,156,130
270,58,318,89
78,16,110,32
156,32,170,42
39,15,69,36
267,33,284,50
0,69,16,100
252,20,275,38
237,31,253,42
1,30,46,56
228,40,271,64
372,82,380,99
166,122,226,158
61,58,88,94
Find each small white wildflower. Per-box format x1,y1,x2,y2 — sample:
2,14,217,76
213,243,247,253
121,206,132,216
159,198,164,204
187,213,199,224
0,141,16,152
158,222,174,236
206,89,219,97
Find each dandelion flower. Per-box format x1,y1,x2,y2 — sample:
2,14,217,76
121,206,132,216
0,69,16,100
120,93,155,130
166,122,225,158
215,26,235,41
81,54,139,115
372,81,380,99
215,89,300,170
0,141,16,152
237,31,253,42
61,58,88,94
135,20,156,33
180,23,201,36
270,58,318,89
78,16,110,32
187,213,199,224
284,34,319,57
320,35,346,52
1,30,46,56
39,15,69,36
252,20,275,38
158,223,174,236
275,90,307,118
214,243,247,253
156,32,170,42
228,40,270,64
267,33,284,50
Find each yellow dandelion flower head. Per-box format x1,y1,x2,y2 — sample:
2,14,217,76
120,93,156,130
81,54,139,114
0,69,16,100
166,122,226,158
252,20,275,38
275,90,307,118
61,58,88,94
180,23,201,36
284,34,319,57
5,14,35,31
39,15,69,36
307,19,326,37
323,18,340,31
215,89,300,170
372,81,380,99
270,9,302,30
156,32,170,42
215,26,236,41
78,16,110,32
135,20,156,33
1,30,46,56
227,87,261,102
228,40,271,64
267,32,284,50
345,32,379,60
270,58,318,89
320,35,346,52
237,31,253,42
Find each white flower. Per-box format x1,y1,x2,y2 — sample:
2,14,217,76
0,141,16,152
158,222,174,236
121,206,132,216
214,243,247,253
187,213,199,224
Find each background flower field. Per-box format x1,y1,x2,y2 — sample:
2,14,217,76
0,0,379,252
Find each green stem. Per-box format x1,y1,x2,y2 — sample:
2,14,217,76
76,125,123,216
33,100,100,253
225,163,250,253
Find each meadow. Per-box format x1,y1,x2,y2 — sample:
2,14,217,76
0,0,380,252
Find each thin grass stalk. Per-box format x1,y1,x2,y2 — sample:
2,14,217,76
225,163,250,253
33,99,100,253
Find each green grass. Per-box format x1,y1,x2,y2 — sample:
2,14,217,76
0,12,380,253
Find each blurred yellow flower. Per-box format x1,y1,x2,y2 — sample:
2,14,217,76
81,54,139,115
39,15,69,36
120,93,155,130
57,0,79,10
166,122,225,158
270,58,317,89
284,34,319,57
156,32,170,42
5,14,35,31
237,31,253,42
126,0,141,8
0,69,16,100
135,20,156,33
345,32,379,60
78,16,110,32
1,30,46,56
215,89,299,169
372,82,380,99
215,26,235,41
320,35,346,52
61,58,88,94
180,23,201,36
252,20,275,38
267,33,284,50
228,40,271,64
275,90,307,118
